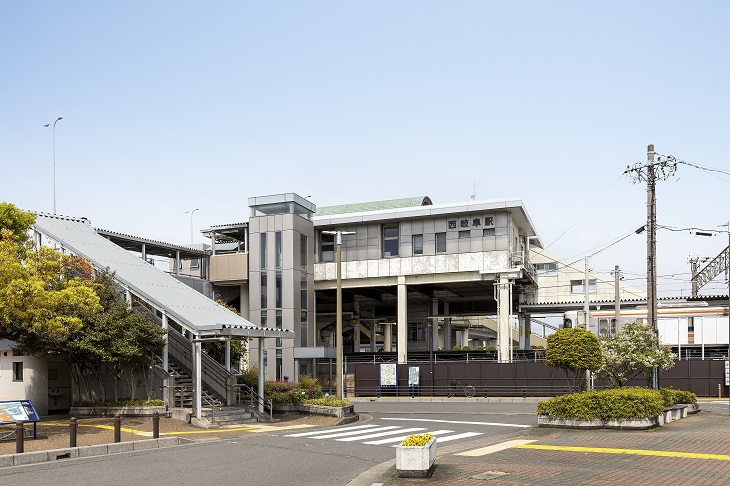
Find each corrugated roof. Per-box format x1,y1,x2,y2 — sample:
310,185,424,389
316,196,432,216
32,214,293,339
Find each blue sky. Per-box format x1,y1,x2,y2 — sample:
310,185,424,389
2,1,729,296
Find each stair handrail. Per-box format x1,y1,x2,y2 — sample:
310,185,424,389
232,383,273,422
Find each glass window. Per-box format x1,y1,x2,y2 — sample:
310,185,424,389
407,323,426,342
301,275,308,310
190,258,199,268
412,234,423,255
535,263,558,275
300,234,307,269
459,230,470,238
275,271,282,308
13,362,23,382
321,232,334,262
276,310,283,348
260,310,267,327
260,233,267,269
436,232,446,253
275,231,282,269
383,224,399,257
483,228,495,237
300,311,308,347
570,279,596,293
260,273,267,308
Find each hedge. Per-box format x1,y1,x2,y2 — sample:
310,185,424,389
659,388,697,406
537,388,665,421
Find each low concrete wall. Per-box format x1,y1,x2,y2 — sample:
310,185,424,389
538,403,700,430
298,403,355,418
0,437,186,468
69,406,167,417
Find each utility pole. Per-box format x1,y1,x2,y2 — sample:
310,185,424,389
614,265,621,335
624,144,677,390
583,257,590,328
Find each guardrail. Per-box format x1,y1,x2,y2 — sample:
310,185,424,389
232,384,273,422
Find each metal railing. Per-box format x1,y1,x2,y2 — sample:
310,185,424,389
353,384,573,398
232,384,273,422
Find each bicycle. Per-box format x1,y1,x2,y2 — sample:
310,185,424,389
447,379,475,397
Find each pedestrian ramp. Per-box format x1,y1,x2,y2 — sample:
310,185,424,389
284,422,483,448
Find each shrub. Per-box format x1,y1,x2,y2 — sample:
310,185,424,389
462,345,471,351
452,345,461,351
73,399,164,407
546,328,602,392
536,388,664,421
238,365,259,389
264,377,324,403
659,387,697,406
303,396,350,407
475,345,484,351
486,345,496,351
513,345,520,350
401,433,434,447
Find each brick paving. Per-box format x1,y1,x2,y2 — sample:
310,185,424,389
383,411,730,485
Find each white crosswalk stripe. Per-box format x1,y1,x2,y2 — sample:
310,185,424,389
285,422,484,448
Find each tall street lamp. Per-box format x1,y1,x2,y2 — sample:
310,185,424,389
44,117,63,214
322,229,355,400
185,208,199,244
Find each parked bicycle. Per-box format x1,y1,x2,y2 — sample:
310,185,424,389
447,379,476,397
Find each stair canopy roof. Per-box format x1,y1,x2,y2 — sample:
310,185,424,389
32,213,293,339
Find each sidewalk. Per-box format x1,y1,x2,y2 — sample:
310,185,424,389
375,410,730,485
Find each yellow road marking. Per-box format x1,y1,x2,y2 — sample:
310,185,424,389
516,444,730,461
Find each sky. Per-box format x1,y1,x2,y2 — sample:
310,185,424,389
2,1,729,297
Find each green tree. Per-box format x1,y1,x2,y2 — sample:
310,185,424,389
546,328,603,392
0,203,101,340
597,321,675,388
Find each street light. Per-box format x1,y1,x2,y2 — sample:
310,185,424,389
44,117,63,214
322,229,355,400
185,208,199,244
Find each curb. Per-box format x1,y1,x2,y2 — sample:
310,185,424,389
0,437,188,468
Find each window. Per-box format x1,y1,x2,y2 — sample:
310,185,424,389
535,262,558,275
383,224,399,257
483,228,495,237
300,311,308,347
408,323,426,342
301,275,308,310
275,271,282,308
570,279,596,293
276,310,283,348
300,234,307,269
412,234,423,255
436,233,446,253
260,233,267,269
260,310,267,327
275,231,282,269
260,273,267,308
190,258,199,268
321,232,334,262
459,230,470,238
13,362,23,382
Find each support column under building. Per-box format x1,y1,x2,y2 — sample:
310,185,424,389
397,276,408,364
193,335,202,419
431,298,439,352
370,321,377,352
384,323,393,352
497,275,512,363
258,337,265,413
353,322,361,353
462,327,470,348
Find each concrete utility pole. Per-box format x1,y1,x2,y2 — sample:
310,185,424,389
624,144,677,389
584,256,590,328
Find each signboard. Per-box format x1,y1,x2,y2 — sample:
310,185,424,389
725,360,729,386
0,400,40,425
380,363,397,386
409,366,420,386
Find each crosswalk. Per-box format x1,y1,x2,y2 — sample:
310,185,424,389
284,422,485,448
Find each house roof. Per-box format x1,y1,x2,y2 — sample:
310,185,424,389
32,213,293,339
316,196,432,216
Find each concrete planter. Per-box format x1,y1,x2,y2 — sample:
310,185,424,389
69,406,166,417
538,403,700,430
272,402,298,413
298,403,355,418
396,437,437,478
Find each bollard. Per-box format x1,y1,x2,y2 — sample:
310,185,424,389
152,412,160,439
719,383,723,399
16,422,24,454
114,415,121,443
70,417,78,447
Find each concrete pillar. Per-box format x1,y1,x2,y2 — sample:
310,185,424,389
370,321,377,352
225,340,231,371
497,275,511,362
141,243,147,263
353,322,361,353
193,336,202,419
520,313,532,349
462,327,470,348
175,250,180,276
444,318,452,350
397,276,408,364
384,323,393,352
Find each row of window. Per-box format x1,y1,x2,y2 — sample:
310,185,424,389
321,226,499,261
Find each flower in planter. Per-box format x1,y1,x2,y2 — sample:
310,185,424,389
401,433,434,447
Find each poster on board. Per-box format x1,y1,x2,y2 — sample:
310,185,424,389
380,363,397,386
408,366,420,386
0,400,40,424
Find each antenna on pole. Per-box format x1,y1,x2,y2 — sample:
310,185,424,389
470,181,476,200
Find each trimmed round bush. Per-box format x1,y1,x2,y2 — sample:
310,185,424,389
659,387,697,406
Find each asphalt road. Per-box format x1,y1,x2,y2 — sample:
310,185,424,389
0,401,537,486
